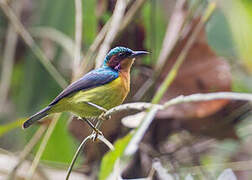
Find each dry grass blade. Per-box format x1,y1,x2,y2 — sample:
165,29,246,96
26,115,60,180
155,0,186,72
0,0,22,112
119,0,147,34
133,0,187,100
73,0,83,79
78,0,146,76
0,1,68,88
95,0,127,68
78,20,111,76
152,1,217,103
31,27,79,60
7,125,47,180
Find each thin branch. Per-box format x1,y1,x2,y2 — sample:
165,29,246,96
26,115,60,180
95,0,127,68
66,133,114,180
98,134,115,151
0,0,22,112
7,125,47,180
0,1,67,88
163,92,252,108
104,102,161,118
73,0,83,79
105,92,252,118
66,134,94,180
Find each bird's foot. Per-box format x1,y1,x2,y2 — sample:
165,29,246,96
92,128,103,141
99,112,111,121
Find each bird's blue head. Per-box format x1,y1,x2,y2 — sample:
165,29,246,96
103,46,148,71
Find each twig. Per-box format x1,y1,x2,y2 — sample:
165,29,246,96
66,133,114,180
72,0,83,80
104,102,161,118
0,1,67,88
26,115,60,180
95,0,127,68
7,125,47,180
163,92,252,108
105,92,252,118
98,135,115,151
0,0,22,112
66,134,94,180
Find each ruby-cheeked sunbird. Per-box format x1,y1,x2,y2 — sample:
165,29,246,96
23,47,148,129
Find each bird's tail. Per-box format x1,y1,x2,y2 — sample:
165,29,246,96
23,106,51,129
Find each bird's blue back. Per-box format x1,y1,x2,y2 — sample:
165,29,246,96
50,66,118,106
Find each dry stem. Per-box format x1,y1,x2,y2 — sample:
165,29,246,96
0,0,22,112
95,0,127,68
72,0,83,79
0,1,67,88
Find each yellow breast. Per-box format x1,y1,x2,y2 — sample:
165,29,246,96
50,73,130,118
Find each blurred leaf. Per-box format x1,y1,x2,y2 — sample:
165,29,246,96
206,9,237,58
142,1,167,64
220,0,252,71
0,118,25,137
121,112,146,128
83,0,97,46
99,132,133,180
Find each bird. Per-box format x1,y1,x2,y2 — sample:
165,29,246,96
23,47,148,133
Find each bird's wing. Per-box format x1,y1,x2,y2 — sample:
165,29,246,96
49,67,118,106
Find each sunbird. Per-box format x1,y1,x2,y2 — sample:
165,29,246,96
23,47,148,132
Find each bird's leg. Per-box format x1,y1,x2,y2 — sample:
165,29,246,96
82,102,111,140
78,117,102,141
84,101,107,112
84,101,111,121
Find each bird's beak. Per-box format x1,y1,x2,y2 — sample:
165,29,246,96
130,51,149,58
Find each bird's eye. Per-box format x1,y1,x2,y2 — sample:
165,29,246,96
118,53,124,57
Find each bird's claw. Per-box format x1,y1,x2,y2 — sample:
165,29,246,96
99,112,111,121
92,129,103,141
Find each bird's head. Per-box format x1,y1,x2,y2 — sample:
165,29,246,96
103,47,148,71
